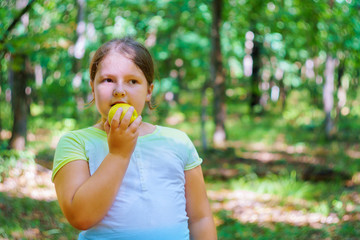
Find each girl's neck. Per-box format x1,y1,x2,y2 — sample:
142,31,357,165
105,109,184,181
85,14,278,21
93,121,156,136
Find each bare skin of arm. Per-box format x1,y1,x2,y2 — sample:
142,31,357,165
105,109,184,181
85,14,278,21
185,165,217,240
53,108,141,230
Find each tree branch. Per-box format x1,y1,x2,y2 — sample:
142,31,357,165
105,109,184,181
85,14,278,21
0,0,36,45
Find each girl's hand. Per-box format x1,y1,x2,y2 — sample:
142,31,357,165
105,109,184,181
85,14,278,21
104,106,142,159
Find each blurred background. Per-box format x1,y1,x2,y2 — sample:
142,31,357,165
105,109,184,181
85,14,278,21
0,0,360,239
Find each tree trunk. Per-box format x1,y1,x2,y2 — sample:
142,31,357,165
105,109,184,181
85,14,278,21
323,55,336,139
201,81,211,151
74,0,86,64
8,54,29,150
0,0,34,145
73,0,87,114
279,75,287,111
0,53,4,142
335,59,346,123
250,35,261,113
174,67,185,104
211,0,226,148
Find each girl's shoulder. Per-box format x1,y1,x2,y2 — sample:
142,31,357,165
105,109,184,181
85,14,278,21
153,125,192,143
156,125,187,136
60,126,106,143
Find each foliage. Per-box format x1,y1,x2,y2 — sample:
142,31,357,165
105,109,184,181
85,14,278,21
0,0,358,134
0,0,359,239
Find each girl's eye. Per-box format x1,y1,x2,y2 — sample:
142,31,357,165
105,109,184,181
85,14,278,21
129,80,137,84
104,78,113,83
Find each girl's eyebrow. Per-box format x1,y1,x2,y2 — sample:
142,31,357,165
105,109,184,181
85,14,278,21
126,74,143,79
98,72,143,79
96,73,116,79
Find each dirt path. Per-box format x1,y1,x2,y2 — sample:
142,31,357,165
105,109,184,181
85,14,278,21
208,189,339,229
0,163,56,201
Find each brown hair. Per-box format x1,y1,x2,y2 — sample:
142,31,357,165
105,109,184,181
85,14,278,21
89,37,155,108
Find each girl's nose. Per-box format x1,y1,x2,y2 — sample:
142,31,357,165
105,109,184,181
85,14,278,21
113,88,125,97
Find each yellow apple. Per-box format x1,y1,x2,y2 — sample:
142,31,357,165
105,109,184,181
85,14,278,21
108,103,138,124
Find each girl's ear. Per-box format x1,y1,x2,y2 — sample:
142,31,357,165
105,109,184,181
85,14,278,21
90,80,95,96
146,83,154,102
90,80,94,92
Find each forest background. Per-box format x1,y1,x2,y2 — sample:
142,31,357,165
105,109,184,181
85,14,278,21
1,0,360,239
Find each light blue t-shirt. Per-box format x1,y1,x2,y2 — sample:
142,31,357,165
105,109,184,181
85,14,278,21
53,125,202,240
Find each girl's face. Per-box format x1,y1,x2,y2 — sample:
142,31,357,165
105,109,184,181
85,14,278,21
90,52,154,121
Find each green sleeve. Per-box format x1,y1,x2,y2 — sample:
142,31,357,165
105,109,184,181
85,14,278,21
52,132,88,181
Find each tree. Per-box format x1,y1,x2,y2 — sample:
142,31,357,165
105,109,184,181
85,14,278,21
3,0,35,150
323,55,336,138
210,0,226,148
249,27,262,112
72,0,87,113
8,54,31,150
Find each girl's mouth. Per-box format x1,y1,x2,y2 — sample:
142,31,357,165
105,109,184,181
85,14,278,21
111,101,126,106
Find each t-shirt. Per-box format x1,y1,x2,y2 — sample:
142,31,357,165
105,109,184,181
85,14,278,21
52,125,202,240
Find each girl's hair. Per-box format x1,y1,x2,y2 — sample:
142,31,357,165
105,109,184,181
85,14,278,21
89,37,155,109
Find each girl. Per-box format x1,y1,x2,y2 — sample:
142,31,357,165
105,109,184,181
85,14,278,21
52,37,217,240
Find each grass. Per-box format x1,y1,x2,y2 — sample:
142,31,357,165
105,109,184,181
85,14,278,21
216,210,330,240
206,169,357,216
0,192,79,239
216,210,360,240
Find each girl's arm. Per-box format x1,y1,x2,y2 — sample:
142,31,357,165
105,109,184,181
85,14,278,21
53,108,140,230
185,165,217,240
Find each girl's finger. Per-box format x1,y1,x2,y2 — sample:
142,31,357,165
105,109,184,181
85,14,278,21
129,115,142,133
111,107,123,129
119,107,134,130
